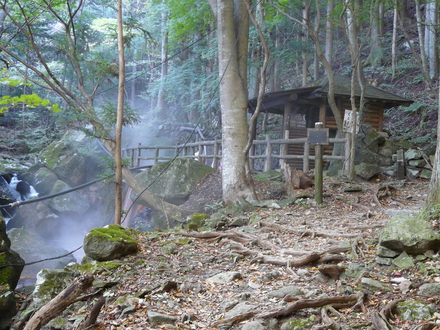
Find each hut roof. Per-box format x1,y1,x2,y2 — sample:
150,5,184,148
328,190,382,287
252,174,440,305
248,75,413,115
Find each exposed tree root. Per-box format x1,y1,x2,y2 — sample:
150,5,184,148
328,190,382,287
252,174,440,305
256,292,364,319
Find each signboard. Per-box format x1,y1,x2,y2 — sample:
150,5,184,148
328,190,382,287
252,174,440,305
307,127,329,145
343,109,360,134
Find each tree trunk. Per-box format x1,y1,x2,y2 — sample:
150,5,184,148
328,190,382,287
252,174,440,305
325,0,334,67
425,0,438,79
156,3,169,119
209,0,254,204
114,0,125,224
391,2,398,81
421,74,440,218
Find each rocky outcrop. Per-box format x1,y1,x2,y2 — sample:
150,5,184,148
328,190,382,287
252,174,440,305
0,217,24,330
83,225,138,261
131,158,216,206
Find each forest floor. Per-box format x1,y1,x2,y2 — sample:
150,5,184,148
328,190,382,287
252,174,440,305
15,173,440,330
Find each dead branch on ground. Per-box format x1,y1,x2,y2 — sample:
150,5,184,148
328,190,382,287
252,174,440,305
24,274,94,330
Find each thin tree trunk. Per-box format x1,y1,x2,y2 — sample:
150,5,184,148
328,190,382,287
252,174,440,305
391,2,397,81
114,0,125,224
156,3,168,119
325,0,334,67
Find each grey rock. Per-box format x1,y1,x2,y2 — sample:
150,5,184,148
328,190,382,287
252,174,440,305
405,149,422,161
147,311,177,325
406,167,420,179
408,159,426,167
355,163,381,180
206,271,242,284
376,245,400,258
361,277,393,293
224,302,257,319
241,321,265,330
267,285,303,298
420,169,432,179
379,216,440,254
392,251,415,269
417,283,440,297
375,256,393,265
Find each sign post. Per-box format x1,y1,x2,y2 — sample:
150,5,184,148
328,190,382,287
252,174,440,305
307,122,329,204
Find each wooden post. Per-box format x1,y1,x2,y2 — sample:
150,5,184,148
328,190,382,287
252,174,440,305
213,139,219,170
314,122,324,204
154,148,159,164
136,143,141,167
343,133,352,176
264,135,272,172
303,141,310,172
250,144,255,171
396,149,405,179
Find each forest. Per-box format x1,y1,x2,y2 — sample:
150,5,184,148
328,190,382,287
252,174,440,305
2,1,440,329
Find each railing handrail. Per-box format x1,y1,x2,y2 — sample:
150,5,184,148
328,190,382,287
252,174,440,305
122,136,347,171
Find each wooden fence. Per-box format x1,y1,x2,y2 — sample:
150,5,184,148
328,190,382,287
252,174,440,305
122,136,347,172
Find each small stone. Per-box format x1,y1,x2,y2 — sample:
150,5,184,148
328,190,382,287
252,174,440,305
417,283,440,297
361,277,393,293
224,302,257,319
376,256,393,266
395,300,435,321
147,311,178,325
206,271,242,284
376,245,400,258
242,321,265,330
267,285,303,298
393,251,415,269
405,149,422,160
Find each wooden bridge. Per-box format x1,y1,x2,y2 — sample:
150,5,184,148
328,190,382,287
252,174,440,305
122,136,348,172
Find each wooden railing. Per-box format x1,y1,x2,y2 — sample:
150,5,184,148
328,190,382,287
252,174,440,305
123,136,347,172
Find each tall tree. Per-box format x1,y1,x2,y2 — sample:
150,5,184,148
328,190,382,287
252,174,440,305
207,0,254,203
114,0,125,224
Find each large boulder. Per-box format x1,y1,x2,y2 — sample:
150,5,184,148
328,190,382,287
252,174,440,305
46,180,91,216
379,215,440,254
33,167,59,196
83,225,138,261
0,217,24,330
7,228,76,279
131,158,216,206
38,130,107,186
355,162,381,180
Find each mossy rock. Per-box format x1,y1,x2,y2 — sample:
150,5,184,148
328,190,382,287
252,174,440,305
187,213,209,231
83,225,138,261
131,158,216,206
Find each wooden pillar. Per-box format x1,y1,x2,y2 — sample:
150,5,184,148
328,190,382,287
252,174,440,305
281,103,292,170
137,143,141,167
303,141,310,172
264,135,272,172
314,122,324,204
319,103,326,124
213,138,219,170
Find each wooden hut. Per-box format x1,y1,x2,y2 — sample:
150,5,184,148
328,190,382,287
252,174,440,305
247,75,413,169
